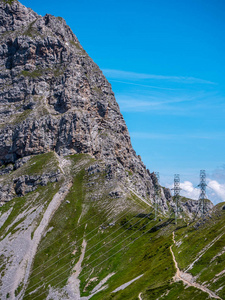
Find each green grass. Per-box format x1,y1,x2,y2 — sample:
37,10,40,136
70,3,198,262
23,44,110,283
13,152,59,177
93,86,102,94
20,66,66,79
21,70,42,78
0,182,62,299
15,282,24,297
2,0,18,4
0,182,61,240
0,196,26,239
11,109,32,124
87,221,174,300
171,202,225,298
23,158,94,299
157,282,210,300
174,204,225,271
23,155,158,299
69,40,87,55
0,152,60,211
29,181,63,240
2,153,224,299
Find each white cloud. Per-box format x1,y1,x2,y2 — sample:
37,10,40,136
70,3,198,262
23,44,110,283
180,181,199,200
208,180,225,202
102,69,215,85
167,181,199,200
166,180,225,204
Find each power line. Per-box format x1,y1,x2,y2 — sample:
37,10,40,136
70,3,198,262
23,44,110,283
154,172,160,220
197,170,207,217
2,205,135,293
3,184,153,294
171,174,181,224
21,209,151,297
29,217,159,300
37,184,152,254
37,205,110,253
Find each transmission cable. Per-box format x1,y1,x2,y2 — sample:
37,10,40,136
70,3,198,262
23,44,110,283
28,217,159,299
23,213,154,297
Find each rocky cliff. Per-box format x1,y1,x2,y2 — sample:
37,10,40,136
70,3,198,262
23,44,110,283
0,0,214,217
0,2,221,300
0,0,160,202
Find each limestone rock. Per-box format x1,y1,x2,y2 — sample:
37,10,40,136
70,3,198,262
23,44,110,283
0,0,156,204
0,1,213,215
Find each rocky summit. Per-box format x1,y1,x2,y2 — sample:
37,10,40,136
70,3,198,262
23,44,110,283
1,1,224,300
0,0,158,203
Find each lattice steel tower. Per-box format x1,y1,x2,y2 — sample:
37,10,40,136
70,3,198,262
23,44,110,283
172,174,181,224
154,172,160,220
198,170,207,216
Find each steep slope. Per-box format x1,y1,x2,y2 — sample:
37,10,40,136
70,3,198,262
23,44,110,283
0,152,168,299
0,0,212,213
0,0,158,203
169,203,225,300
0,1,220,300
0,153,221,300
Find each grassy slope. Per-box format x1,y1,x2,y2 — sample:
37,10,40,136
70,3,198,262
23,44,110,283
0,152,64,297
173,203,225,299
22,154,177,300
1,153,225,299
0,152,61,239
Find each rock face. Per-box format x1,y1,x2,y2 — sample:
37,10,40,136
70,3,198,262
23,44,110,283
0,0,213,215
0,0,132,166
0,3,219,300
0,0,156,201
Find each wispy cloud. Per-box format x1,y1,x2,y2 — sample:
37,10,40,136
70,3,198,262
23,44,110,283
102,69,216,85
108,79,177,90
117,93,199,113
130,132,225,140
211,165,225,181
116,90,223,114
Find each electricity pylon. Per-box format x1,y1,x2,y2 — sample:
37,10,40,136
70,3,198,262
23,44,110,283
197,170,207,217
154,172,160,220
171,174,181,224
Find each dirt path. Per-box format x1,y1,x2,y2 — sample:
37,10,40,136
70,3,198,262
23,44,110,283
170,232,221,299
56,153,72,175
186,226,225,272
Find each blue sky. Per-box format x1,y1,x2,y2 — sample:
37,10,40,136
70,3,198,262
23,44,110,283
20,0,225,203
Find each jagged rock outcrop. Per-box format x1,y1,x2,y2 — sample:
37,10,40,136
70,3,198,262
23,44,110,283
0,0,213,216
0,0,156,200
0,3,220,300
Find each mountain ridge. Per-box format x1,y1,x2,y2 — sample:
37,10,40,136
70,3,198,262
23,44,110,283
0,1,224,300
0,0,160,205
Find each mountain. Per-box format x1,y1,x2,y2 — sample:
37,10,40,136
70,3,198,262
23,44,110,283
1,1,224,300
